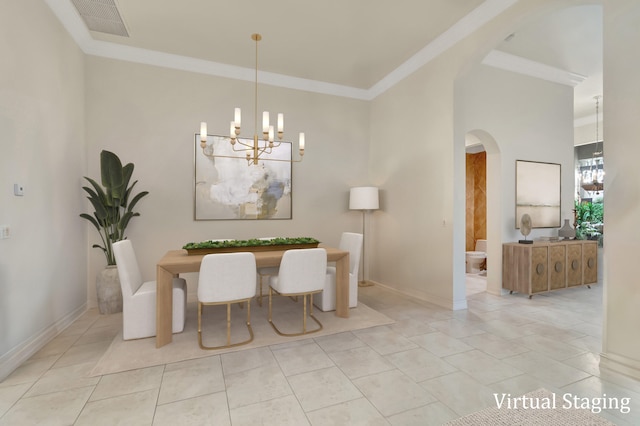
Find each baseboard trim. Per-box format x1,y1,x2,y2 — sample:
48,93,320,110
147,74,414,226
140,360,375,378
367,280,467,310
0,303,88,382
600,351,640,381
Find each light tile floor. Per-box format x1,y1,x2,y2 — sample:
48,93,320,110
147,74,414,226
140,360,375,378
2,266,640,425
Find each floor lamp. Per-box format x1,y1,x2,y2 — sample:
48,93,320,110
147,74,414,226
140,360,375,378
349,186,379,287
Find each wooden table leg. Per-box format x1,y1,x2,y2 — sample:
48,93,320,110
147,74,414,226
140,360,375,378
335,252,350,318
156,265,174,348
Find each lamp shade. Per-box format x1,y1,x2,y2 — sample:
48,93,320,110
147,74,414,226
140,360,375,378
349,187,379,210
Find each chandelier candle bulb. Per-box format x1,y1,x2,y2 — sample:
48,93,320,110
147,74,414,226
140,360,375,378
277,113,284,136
200,122,207,144
268,126,274,143
229,122,236,140
234,108,241,128
262,111,269,135
299,133,305,153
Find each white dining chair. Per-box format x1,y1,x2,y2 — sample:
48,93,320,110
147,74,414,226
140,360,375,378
314,232,363,312
112,240,186,340
268,248,327,336
197,252,257,349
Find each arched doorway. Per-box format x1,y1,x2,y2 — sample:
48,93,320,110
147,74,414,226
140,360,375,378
463,130,502,299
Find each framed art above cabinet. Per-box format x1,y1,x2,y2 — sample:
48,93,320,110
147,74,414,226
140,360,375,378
515,160,561,229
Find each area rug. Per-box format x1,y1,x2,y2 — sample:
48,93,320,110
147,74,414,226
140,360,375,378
90,298,394,377
443,388,616,425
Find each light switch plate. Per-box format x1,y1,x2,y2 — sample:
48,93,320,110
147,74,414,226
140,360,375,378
14,184,24,196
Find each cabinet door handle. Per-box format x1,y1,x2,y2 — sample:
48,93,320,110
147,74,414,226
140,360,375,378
536,263,545,275
572,260,579,270
555,261,563,273
588,258,595,268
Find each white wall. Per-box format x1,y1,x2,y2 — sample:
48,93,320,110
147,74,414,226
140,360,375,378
600,0,640,380
84,56,370,303
369,60,458,307
0,0,87,380
575,121,601,146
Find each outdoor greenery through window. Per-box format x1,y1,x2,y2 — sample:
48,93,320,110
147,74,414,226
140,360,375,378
575,200,603,244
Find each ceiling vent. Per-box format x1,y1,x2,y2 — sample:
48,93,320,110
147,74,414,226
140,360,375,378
71,0,129,37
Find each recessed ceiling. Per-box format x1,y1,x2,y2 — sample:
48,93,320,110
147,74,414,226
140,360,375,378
48,1,602,122
496,4,603,121
83,0,485,90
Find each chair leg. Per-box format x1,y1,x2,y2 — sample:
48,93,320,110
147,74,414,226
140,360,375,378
303,295,322,333
197,301,203,345
268,289,323,337
303,294,307,332
198,299,254,350
268,287,273,323
225,303,231,346
258,273,273,307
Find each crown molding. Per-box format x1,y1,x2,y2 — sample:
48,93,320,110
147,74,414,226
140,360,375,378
482,50,587,87
51,0,577,101
368,0,519,99
83,40,372,100
44,0,93,50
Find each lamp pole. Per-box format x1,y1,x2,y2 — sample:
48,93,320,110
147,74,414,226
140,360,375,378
349,187,379,286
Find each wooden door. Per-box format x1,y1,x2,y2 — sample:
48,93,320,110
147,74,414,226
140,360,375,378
531,247,548,293
583,242,598,284
566,243,582,287
549,244,566,290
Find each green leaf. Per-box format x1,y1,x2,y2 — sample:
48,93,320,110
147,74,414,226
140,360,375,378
126,190,149,213
118,211,140,233
101,150,124,200
79,213,101,230
119,163,134,205
83,178,110,206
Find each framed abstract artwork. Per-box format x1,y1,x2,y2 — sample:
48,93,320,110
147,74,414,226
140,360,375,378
515,160,561,229
194,134,292,220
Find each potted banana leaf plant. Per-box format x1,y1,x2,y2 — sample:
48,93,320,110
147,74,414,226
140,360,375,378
80,150,149,313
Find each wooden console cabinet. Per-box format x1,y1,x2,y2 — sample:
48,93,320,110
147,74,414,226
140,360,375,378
502,240,597,298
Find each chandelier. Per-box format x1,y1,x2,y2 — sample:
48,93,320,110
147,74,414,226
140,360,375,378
580,95,604,194
198,34,305,165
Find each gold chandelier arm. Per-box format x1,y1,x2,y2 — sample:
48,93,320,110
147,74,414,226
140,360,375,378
200,148,303,164
232,139,254,149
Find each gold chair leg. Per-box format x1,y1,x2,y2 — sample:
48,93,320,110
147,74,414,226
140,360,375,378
268,287,273,323
268,290,323,337
198,299,255,350
258,274,264,307
197,301,203,347
226,303,231,346
303,294,307,332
